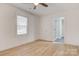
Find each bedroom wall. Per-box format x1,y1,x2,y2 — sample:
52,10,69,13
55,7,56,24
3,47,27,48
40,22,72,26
39,9,79,46
0,4,39,51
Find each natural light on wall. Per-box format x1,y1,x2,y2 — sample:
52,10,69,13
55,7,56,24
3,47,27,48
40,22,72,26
17,16,28,35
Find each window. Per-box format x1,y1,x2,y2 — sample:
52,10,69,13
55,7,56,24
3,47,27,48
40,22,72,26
17,16,28,35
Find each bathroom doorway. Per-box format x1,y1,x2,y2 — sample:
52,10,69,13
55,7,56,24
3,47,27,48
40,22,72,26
54,17,64,43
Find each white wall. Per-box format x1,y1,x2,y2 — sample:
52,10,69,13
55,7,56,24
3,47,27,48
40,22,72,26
64,10,79,46
0,4,39,51
39,16,53,41
40,8,79,46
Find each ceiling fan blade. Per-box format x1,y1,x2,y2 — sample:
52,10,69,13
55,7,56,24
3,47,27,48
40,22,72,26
33,6,37,9
39,3,48,7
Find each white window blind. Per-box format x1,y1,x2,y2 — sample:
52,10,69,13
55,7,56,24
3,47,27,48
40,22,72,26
17,16,28,35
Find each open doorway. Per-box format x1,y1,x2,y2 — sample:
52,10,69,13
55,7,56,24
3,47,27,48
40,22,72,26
54,17,64,43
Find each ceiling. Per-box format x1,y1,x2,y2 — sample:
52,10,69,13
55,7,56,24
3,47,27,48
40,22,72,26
12,3,79,16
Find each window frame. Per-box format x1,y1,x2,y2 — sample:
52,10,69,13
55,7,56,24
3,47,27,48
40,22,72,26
16,15,28,35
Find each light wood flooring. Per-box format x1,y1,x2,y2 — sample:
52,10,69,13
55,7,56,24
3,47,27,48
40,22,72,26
0,40,79,56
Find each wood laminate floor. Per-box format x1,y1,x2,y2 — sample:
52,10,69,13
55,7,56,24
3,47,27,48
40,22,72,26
0,40,79,56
